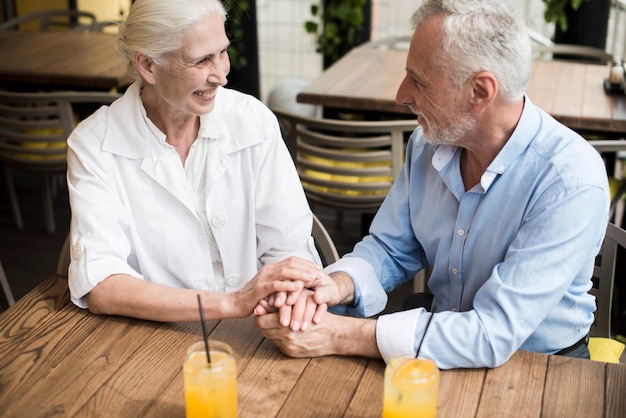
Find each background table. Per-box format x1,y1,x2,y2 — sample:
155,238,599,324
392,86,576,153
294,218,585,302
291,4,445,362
0,30,131,91
298,44,626,137
0,274,624,417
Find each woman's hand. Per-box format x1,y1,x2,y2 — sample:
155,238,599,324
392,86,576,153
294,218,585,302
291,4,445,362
230,256,322,318
254,270,352,331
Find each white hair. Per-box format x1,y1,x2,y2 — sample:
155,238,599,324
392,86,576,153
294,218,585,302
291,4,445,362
411,0,531,102
117,0,227,81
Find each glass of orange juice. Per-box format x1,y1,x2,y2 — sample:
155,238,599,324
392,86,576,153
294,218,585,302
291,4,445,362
184,340,237,418
383,356,439,418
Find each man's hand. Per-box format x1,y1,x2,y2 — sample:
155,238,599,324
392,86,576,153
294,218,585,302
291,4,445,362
254,310,381,359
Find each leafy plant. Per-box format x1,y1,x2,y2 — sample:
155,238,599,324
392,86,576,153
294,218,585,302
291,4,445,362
542,0,588,32
305,0,367,68
223,0,250,71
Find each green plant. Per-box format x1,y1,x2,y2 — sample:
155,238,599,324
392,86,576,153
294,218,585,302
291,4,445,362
223,0,250,71
305,0,367,67
542,0,588,32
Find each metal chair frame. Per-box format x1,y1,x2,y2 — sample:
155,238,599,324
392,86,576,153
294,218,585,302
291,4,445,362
312,214,339,266
0,260,15,309
590,222,626,338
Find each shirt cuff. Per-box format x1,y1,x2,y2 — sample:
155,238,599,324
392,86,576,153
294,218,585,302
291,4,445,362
325,257,388,317
376,309,425,363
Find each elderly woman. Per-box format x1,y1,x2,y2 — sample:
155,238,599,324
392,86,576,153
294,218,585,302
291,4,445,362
66,0,322,322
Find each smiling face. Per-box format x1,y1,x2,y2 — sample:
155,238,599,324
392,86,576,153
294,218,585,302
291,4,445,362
395,14,476,146
142,13,230,121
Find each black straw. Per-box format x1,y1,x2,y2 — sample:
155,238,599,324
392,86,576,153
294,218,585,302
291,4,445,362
197,294,211,366
415,313,434,358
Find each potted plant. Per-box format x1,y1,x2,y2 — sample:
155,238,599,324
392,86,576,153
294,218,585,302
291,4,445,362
304,0,371,68
542,0,611,49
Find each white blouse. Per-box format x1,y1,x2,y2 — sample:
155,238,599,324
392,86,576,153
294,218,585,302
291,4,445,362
67,83,318,308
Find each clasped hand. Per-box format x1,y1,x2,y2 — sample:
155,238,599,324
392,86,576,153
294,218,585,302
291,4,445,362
254,266,342,331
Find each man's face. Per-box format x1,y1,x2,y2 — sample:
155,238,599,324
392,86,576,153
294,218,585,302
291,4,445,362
395,14,475,145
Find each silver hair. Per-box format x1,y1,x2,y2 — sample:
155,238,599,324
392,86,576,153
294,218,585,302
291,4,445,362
410,0,531,102
117,0,227,82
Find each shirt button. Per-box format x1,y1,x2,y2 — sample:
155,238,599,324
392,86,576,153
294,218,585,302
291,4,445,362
211,214,227,229
452,268,459,275
457,229,465,236
226,274,241,286
72,243,83,259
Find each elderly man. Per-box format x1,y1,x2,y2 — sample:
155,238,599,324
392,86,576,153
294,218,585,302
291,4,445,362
255,0,609,369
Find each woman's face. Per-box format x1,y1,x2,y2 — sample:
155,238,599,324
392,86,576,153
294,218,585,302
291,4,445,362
149,13,230,117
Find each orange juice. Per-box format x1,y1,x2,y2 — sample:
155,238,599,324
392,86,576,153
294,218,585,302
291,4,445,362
184,341,237,418
383,357,439,418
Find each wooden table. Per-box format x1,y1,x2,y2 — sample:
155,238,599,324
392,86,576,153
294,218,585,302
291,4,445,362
1,274,624,417
0,30,131,91
298,44,626,136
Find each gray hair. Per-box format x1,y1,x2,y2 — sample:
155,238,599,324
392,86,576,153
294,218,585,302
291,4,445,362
410,0,531,102
117,0,227,82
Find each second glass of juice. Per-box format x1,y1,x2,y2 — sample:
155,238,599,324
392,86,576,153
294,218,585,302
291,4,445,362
183,340,237,418
383,356,439,418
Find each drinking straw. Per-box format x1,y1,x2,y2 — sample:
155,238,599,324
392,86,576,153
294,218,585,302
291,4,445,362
415,313,434,358
196,294,212,365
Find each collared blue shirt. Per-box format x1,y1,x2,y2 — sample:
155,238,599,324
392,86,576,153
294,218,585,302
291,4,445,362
327,97,609,369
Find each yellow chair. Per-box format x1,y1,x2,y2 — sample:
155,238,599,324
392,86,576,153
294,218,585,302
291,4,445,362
272,108,417,230
0,90,120,234
588,222,626,363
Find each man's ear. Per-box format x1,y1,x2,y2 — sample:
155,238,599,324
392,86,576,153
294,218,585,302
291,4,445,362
136,52,156,85
469,71,497,111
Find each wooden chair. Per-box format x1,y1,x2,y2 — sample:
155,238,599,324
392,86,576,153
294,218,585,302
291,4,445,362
0,9,97,32
0,90,120,234
272,108,417,232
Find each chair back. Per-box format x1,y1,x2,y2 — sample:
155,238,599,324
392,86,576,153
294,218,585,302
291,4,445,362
588,139,626,225
312,214,339,266
0,9,97,31
0,90,120,172
590,222,626,338
272,108,417,211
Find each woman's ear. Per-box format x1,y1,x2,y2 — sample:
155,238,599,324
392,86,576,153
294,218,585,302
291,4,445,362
135,52,156,85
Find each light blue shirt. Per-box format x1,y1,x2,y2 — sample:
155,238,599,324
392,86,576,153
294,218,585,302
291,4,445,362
327,97,610,369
